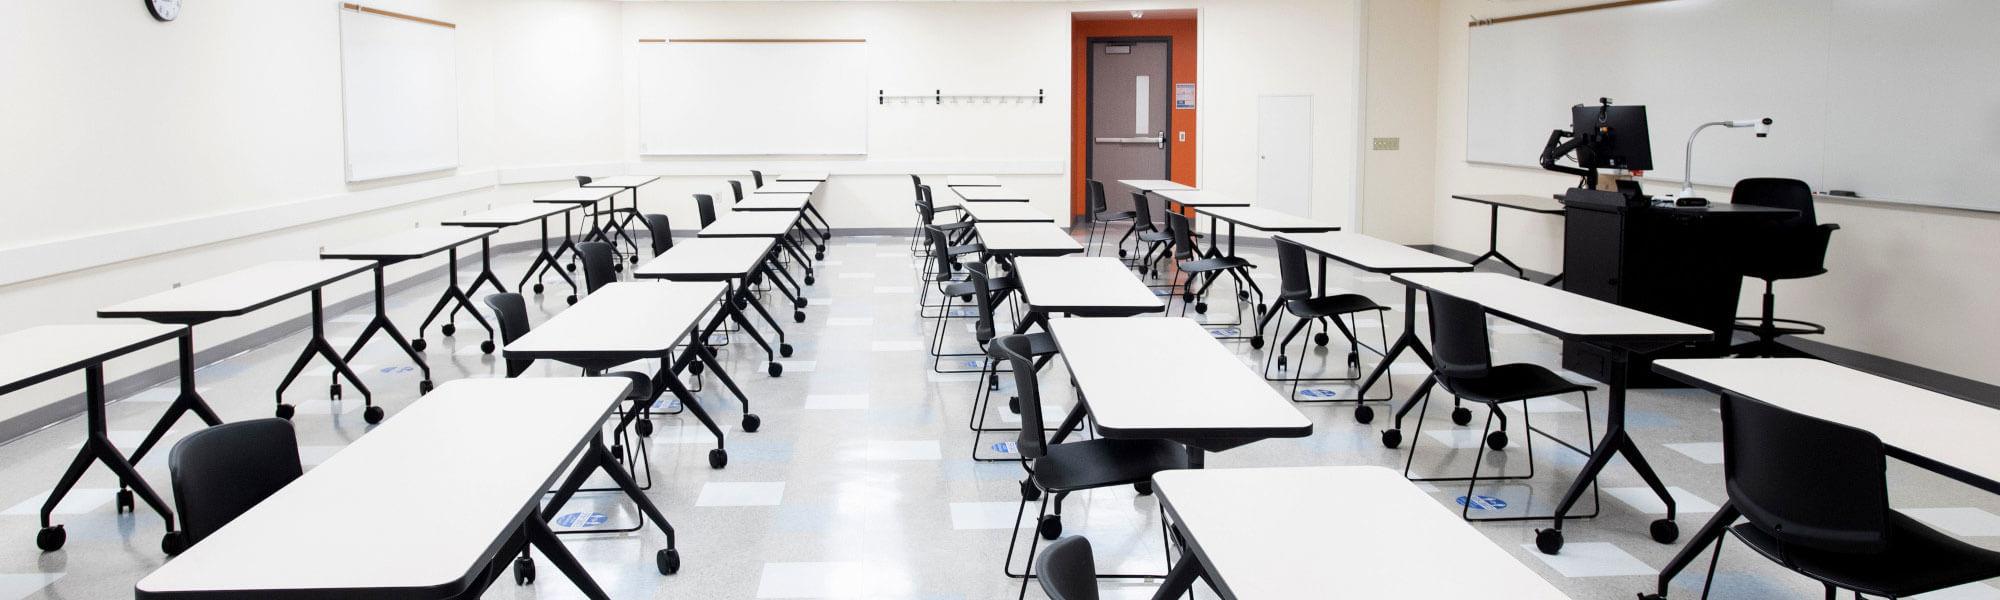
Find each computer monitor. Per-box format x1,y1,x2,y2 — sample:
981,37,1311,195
1570,104,1652,172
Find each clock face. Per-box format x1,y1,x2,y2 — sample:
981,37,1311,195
147,0,180,22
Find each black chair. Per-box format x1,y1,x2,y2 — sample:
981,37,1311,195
1658,395,2000,600
693,194,719,229
1082,180,1135,258
578,241,619,295
966,264,1053,462
1128,192,1173,274
168,419,302,548
728,180,744,203
999,334,1186,586
642,213,674,256
1162,212,1258,318
1035,536,1101,600
749,169,764,188
1398,292,1598,523
1729,178,1839,357
919,224,984,320
1262,238,1391,413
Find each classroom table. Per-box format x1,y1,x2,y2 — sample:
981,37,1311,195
1154,189,1252,257
532,187,621,274
1271,232,1473,418
1644,357,2000,599
962,202,1056,224
698,209,817,290
1009,257,1164,336
730,193,827,243
1117,179,1194,193
758,179,833,242
633,236,800,383
441,202,581,304
504,281,747,469
0,323,217,555
580,175,659,258
1149,466,1574,600
98,260,382,422
1392,272,1711,554
1451,194,1566,284
133,378,660,600
320,227,499,392
946,175,999,187
754,180,820,195
972,222,1083,259
950,186,1032,203
1194,206,1340,256
775,173,828,182
1047,317,1310,459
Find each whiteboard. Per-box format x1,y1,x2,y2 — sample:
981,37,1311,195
639,41,869,156
339,6,459,182
1466,0,2000,213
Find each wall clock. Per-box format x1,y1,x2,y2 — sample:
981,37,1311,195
146,0,180,22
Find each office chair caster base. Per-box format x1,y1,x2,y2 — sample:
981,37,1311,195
1134,481,1153,496
441,323,456,337
658,549,681,575
116,489,134,513
1380,429,1402,448
1354,405,1374,424
767,362,782,377
1650,519,1679,544
411,338,428,352
1314,332,1330,347
794,297,808,309
532,283,545,294
161,531,187,556
513,555,535,585
708,449,728,469
1249,335,1264,349
275,403,295,420
1486,430,1508,450
635,419,654,437
1038,515,1062,540
1535,528,1563,554
780,344,794,357
419,380,433,395
363,406,385,424
1451,407,1473,426
793,311,806,323
1020,480,1040,501
565,295,577,306
36,526,64,552
1195,302,1208,314
742,414,761,432
481,340,495,354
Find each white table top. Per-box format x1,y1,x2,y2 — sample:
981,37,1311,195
1155,189,1252,208
946,175,999,187
1394,272,1711,343
135,377,631,599
1274,232,1472,274
1195,206,1339,233
972,223,1083,257
1119,179,1194,192
98,260,375,323
579,175,659,189
1050,318,1310,440
697,210,802,238
1454,193,1566,214
0,323,185,395
504,281,726,364
320,227,494,262
1154,466,1573,600
439,203,571,227
1655,358,2000,489
962,202,1055,223
632,237,776,281
775,172,828,182
755,181,821,195
1012,257,1163,315
732,194,811,211
532,187,620,204
951,186,1031,203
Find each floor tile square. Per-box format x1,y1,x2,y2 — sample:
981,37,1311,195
1664,442,1726,464
756,561,871,598
1519,542,1655,577
860,440,941,461
870,340,923,352
1605,486,1719,515
949,501,1024,530
0,573,64,600
3,489,115,516
804,394,869,410
697,482,786,507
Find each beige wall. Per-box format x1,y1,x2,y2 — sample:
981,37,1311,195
1357,0,1439,244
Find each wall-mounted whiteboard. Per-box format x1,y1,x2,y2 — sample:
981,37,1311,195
339,5,459,182
1467,0,2000,213
639,40,869,156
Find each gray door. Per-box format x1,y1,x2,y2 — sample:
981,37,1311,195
1089,40,1171,215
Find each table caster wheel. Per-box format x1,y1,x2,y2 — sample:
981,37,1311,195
1535,528,1564,554
566,295,578,305
441,323,456,337
793,311,806,323
1134,481,1153,495
37,525,65,552
1381,428,1403,448
566,263,577,272
734,298,748,310
635,419,654,437
658,548,681,575
1038,515,1062,540
533,283,545,294
1181,292,1195,303
116,489,134,513
419,380,433,394
1020,480,1040,501
481,340,495,354
1650,519,1679,544
1486,430,1508,450
364,406,385,424
513,554,536,585
780,344,794,357
804,276,816,285
1355,405,1375,424
162,531,187,556
768,362,782,377
815,251,826,260
276,403,296,420
1451,407,1473,426
1250,335,1265,349
690,362,705,376
1314,332,1330,346
330,383,342,400
630,254,641,264
708,449,728,469
411,338,428,352
795,297,808,309
1195,302,1208,314
1118,248,1129,258
1008,396,1020,414
742,414,761,432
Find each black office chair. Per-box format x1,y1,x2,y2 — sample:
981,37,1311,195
643,213,674,256
1083,180,1135,258
1728,178,1839,357
999,334,1186,585
1162,212,1258,317
1035,536,1101,600
1128,192,1174,274
1661,395,2000,600
578,241,619,295
1398,292,1598,523
168,419,303,548
693,194,719,229
1263,238,1391,412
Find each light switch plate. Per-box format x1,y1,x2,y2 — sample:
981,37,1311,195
1372,137,1400,151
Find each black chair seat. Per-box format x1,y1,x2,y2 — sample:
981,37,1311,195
946,242,984,256
1441,363,1592,405
605,371,653,401
1095,211,1136,222
1033,438,1190,493
1022,332,1058,356
1731,513,2000,597
1286,294,1384,318
1137,230,1171,243
936,220,974,232
1179,256,1253,272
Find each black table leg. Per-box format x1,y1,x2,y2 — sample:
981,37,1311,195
1649,502,1739,598
520,216,581,303
342,265,431,396
1356,286,1435,399
274,290,376,421
417,247,498,355
1470,204,1528,278
1146,550,1211,600
1536,348,1677,554
38,365,184,555
523,516,612,599
123,332,223,488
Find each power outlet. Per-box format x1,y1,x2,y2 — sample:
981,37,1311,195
1371,137,1400,151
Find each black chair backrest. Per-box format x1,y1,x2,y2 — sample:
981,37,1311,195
967,263,1000,343
169,418,303,546
693,194,718,228
575,175,593,186
728,180,744,203
578,241,617,294
1274,237,1315,302
750,170,764,187
910,174,924,203
1731,178,1835,275
915,201,937,228
1731,178,1816,229
1164,212,1198,261
485,293,534,377
924,225,956,282
643,213,673,255
1722,394,1890,554
1036,536,1100,600
1086,180,1108,217
1423,292,1493,380
1131,192,1156,232
995,335,1049,460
